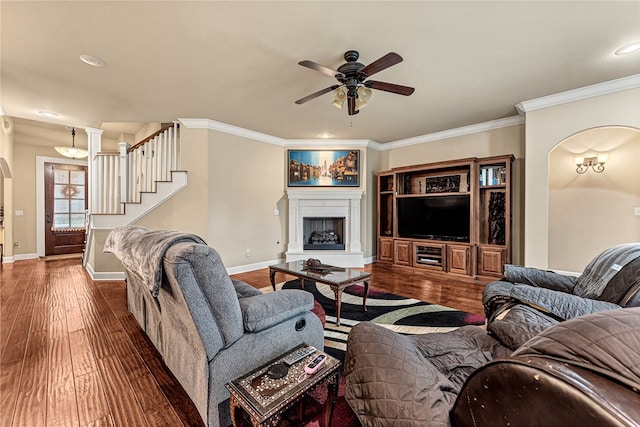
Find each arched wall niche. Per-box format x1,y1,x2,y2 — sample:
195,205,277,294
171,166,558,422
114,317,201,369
548,126,640,272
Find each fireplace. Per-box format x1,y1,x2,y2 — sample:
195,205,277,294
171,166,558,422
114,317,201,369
303,217,345,250
286,189,364,267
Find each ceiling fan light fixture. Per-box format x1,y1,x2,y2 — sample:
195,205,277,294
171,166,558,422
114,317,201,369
54,127,88,159
356,86,372,110
332,87,347,109
296,50,413,115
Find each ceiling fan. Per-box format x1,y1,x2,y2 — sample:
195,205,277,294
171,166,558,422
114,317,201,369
295,50,415,116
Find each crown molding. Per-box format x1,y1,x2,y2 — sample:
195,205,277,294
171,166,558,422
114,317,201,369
177,117,522,152
380,116,524,151
179,118,385,150
516,74,640,114
284,139,375,148
178,118,286,146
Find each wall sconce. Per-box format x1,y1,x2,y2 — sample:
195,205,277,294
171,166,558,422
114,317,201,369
575,154,607,174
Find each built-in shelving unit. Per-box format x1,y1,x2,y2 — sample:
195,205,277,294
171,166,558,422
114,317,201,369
377,155,513,280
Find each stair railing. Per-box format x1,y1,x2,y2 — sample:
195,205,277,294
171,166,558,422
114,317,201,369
91,122,180,214
124,122,180,204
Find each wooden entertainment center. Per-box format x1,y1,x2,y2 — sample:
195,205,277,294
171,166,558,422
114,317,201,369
377,155,513,281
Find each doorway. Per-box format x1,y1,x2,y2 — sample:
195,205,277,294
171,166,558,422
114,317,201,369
44,162,88,256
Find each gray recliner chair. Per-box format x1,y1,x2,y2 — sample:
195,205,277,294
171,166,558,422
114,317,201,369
482,243,640,348
105,226,324,427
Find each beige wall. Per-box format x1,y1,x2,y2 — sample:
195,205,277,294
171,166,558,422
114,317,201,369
130,127,287,268
524,87,640,269
364,147,382,259
379,124,526,264
386,125,524,169
549,126,640,271
13,143,56,254
136,126,211,239
206,131,285,267
1,117,14,259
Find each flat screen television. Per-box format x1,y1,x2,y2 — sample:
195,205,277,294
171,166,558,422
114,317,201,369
397,195,470,241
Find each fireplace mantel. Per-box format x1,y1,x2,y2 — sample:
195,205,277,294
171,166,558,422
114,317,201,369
285,189,364,267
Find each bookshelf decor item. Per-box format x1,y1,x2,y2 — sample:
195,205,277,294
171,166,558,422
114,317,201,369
288,150,360,187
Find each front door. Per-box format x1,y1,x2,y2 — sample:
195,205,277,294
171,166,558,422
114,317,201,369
44,162,88,256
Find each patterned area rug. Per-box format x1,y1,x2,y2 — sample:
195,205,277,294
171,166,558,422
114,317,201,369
263,279,486,427
277,279,486,362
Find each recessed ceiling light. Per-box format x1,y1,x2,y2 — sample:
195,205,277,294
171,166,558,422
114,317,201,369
320,133,332,139
38,110,59,118
615,41,640,55
80,54,105,67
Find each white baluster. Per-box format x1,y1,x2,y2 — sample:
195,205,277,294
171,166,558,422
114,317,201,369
172,121,179,171
118,142,131,206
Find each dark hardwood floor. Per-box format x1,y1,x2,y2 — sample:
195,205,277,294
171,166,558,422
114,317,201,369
0,258,486,426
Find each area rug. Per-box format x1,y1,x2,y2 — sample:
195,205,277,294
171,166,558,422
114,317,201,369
267,279,485,427
278,279,486,362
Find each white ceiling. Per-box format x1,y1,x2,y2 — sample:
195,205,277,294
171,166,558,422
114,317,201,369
2,1,639,143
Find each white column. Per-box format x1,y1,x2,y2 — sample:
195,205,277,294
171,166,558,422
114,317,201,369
349,195,362,252
287,197,301,252
85,127,104,214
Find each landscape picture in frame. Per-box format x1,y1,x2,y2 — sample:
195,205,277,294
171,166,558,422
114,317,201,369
288,150,360,187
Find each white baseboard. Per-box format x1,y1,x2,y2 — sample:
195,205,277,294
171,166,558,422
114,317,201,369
363,255,376,265
85,262,126,281
226,258,284,275
13,253,38,261
83,254,377,280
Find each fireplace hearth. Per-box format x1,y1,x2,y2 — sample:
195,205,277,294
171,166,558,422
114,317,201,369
303,217,345,250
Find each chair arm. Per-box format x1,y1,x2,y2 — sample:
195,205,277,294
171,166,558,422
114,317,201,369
238,290,314,333
504,264,578,292
451,356,640,427
508,285,621,320
231,279,261,299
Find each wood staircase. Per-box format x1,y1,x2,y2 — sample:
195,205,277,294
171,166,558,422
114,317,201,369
83,122,186,266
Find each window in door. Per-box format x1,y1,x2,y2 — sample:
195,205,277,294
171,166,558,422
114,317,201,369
53,168,86,230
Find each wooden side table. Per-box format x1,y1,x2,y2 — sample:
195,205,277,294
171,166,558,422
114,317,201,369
226,344,340,427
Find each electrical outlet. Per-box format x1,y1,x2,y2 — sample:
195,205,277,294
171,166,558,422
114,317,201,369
245,249,251,257
635,207,640,216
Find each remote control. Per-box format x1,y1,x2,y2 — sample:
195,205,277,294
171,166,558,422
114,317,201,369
304,354,326,375
283,346,316,366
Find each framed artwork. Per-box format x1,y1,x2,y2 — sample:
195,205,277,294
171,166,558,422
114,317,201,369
288,150,360,187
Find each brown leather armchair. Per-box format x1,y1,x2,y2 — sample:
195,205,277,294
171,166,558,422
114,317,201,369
344,308,640,427
451,307,640,426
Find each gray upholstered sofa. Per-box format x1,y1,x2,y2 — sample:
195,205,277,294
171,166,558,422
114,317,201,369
105,226,324,427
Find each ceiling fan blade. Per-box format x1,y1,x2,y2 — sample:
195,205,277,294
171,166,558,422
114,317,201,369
359,52,403,78
366,80,415,96
295,85,340,105
299,60,345,79
347,97,359,115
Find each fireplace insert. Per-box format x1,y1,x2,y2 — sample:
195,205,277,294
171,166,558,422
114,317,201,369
303,217,345,250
